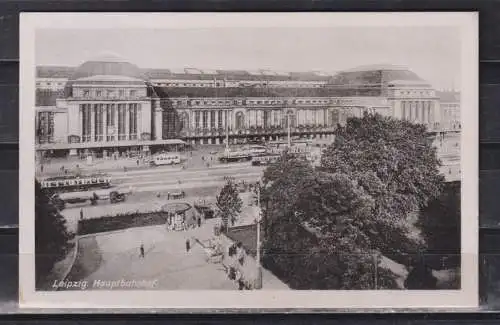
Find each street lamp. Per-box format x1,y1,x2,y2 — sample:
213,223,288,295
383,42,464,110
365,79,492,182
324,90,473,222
255,183,263,289
287,113,292,149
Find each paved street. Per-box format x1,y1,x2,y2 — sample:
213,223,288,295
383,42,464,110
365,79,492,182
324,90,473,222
65,218,288,290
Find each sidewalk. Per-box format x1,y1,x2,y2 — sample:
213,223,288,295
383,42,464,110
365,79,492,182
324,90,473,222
37,155,251,178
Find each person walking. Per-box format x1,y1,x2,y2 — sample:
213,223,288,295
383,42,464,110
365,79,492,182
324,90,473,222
79,208,84,220
186,239,191,252
197,217,201,228
140,243,145,258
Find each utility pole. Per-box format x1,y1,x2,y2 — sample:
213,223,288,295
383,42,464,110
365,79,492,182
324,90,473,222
255,184,263,289
287,113,291,149
224,114,230,158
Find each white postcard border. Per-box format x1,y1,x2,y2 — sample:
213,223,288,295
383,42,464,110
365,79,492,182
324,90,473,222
19,12,478,309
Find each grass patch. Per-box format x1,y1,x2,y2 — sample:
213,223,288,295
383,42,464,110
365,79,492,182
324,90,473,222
226,224,257,257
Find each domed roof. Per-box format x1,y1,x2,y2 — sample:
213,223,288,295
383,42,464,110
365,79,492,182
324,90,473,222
69,52,146,81
328,64,430,87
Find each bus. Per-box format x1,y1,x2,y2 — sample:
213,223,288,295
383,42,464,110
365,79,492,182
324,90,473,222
151,153,183,166
40,174,112,194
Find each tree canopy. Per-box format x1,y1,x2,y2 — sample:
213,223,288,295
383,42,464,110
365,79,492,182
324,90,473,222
261,113,447,289
216,179,243,231
35,180,74,287
320,113,445,259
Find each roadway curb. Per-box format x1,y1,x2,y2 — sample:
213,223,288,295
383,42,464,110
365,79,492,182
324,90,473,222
59,223,167,288
59,237,79,286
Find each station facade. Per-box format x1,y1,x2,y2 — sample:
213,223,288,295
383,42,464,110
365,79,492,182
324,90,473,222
35,54,457,157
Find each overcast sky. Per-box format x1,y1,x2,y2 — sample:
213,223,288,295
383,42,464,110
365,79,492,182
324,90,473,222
36,27,461,90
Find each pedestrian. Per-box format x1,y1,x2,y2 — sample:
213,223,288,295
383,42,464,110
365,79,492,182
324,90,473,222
79,208,84,220
40,165,44,173
186,239,191,252
140,243,145,258
197,217,201,228
136,159,139,166
236,270,245,290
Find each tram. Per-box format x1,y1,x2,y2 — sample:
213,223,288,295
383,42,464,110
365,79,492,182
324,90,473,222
40,174,112,194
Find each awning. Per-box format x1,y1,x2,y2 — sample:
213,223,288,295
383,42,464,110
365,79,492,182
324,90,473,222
36,139,187,151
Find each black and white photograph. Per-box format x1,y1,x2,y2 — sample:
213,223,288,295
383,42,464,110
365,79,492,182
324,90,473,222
19,13,478,309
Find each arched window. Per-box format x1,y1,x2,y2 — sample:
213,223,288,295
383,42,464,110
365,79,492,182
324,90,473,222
235,112,245,130
284,109,296,128
180,112,189,131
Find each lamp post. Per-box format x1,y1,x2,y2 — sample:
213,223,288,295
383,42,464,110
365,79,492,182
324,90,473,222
255,184,263,289
287,113,291,149
224,114,230,158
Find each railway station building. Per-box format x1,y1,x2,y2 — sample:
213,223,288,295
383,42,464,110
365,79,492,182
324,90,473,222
35,53,453,158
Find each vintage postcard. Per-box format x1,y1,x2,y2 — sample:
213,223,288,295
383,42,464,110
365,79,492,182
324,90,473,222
19,12,478,309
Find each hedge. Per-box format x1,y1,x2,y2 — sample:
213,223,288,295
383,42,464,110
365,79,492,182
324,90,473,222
78,210,167,235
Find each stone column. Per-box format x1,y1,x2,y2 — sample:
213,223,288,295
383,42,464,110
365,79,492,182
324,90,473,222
135,104,140,138
103,104,108,141
125,104,130,141
90,104,96,142
422,102,427,124
115,104,119,138
78,104,83,141
154,101,162,140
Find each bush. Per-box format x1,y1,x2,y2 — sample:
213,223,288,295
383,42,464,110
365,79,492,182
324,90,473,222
35,181,74,287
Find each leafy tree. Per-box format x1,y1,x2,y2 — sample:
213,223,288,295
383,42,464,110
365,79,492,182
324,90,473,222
320,113,444,259
35,180,74,287
261,114,445,290
216,179,243,231
418,181,461,269
260,152,315,235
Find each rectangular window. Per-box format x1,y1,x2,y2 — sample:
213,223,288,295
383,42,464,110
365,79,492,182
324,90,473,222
130,90,137,97
202,111,208,129
118,104,127,140
218,110,223,128
81,104,92,142
94,104,104,142
119,90,125,97
195,111,201,129
96,90,102,97
210,111,216,129
129,103,138,140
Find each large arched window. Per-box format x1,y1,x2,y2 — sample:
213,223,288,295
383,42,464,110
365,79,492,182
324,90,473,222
235,112,245,130
283,109,296,128
180,112,189,131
